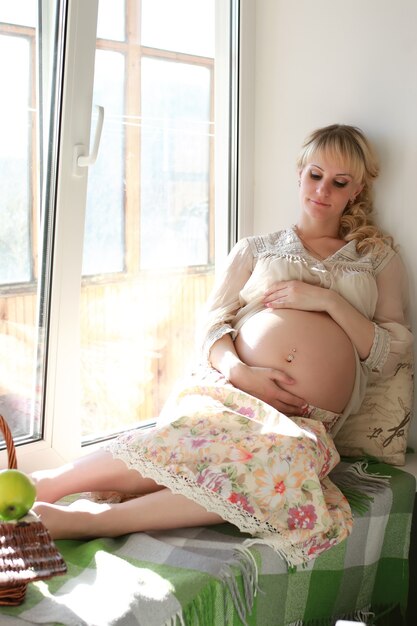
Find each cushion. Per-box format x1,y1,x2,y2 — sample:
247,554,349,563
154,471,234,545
334,351,414,466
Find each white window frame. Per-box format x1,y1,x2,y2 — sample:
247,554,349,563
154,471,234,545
1,0,99,471
1,0,249,472
236,0,255,241
214,0,255,273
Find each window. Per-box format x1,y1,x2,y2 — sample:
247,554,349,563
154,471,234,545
0,33,32,284
80,0,218,441
0,2,64,448
0,0,238,469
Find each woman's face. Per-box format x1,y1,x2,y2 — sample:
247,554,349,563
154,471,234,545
298,152,363,226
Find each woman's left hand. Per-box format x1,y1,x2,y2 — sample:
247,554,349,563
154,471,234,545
263,280,332,312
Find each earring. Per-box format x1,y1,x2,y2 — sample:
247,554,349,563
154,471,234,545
298,179,301,187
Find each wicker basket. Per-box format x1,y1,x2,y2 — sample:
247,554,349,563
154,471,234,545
0,414,67,606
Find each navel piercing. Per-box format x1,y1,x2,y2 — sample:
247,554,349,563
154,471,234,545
286,348,296,363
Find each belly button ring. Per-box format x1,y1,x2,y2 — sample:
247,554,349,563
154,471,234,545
286,348,296,363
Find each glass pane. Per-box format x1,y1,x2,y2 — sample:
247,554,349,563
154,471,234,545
0,0,36,27
140,58,211,269
82,49,125,276
141,0,214,57
80,0,216,442
0,35,31,283
0,4,64,444
97,0,125,41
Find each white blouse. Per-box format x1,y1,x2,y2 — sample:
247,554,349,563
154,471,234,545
199,227,413,424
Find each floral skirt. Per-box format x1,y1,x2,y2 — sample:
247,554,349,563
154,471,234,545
105,376,352,566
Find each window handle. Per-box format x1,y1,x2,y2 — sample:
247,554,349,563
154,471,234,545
73,105,104,176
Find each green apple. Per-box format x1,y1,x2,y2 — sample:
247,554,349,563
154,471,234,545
0,469,37,521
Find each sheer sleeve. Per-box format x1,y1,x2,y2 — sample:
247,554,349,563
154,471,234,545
198,238,254,361
363,252,413,377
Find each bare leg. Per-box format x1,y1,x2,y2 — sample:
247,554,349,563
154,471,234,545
31,450,163,503
33,489,224,540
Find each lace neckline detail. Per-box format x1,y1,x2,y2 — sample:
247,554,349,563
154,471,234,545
290,225,356,263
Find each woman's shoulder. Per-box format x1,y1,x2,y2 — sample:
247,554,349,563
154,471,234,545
355,240,398,274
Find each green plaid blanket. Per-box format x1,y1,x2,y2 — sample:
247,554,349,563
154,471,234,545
0,461,414,626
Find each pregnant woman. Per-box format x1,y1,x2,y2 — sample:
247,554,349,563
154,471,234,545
32,124,412,565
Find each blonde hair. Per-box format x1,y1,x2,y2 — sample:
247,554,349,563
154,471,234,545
296,124,393,252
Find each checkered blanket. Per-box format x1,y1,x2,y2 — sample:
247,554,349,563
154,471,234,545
0,460,414,626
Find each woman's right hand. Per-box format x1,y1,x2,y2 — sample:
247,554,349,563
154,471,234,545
229,362,308,416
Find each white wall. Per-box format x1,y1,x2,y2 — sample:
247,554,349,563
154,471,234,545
249,0,417,448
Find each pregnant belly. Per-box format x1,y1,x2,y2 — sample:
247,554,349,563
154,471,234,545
234,308,356,413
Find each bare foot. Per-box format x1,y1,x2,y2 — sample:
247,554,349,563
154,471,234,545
33,500,111,540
